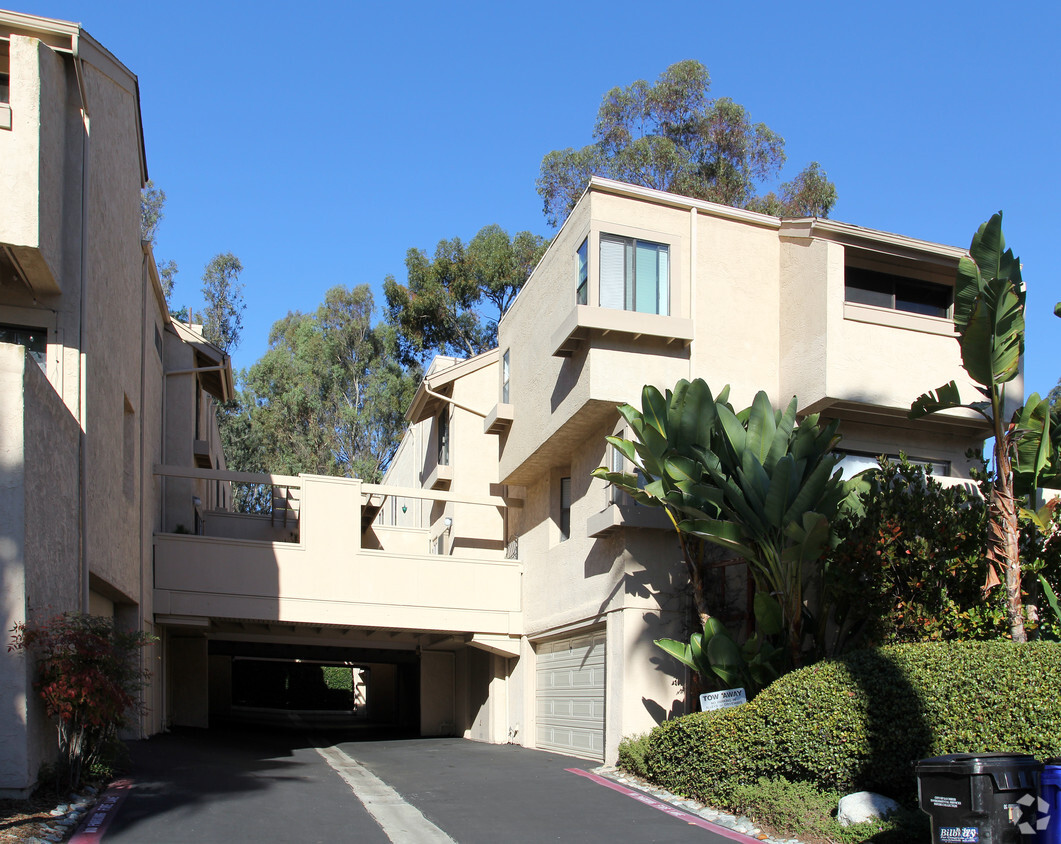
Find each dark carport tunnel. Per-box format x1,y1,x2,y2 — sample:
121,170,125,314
204,639,421,736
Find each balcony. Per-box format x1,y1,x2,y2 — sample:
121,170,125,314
550,305,693,358
153,467,522,638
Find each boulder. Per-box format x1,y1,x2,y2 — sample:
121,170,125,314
837,791,901,826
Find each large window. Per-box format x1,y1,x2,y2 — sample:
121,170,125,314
0,324,46,372
599,234,669,315
576,239,588,305
845,267,952,319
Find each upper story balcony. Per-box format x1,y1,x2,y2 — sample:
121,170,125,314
153,467,522,640
778,220,990,436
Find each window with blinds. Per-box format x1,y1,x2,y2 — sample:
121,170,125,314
599,234,669,315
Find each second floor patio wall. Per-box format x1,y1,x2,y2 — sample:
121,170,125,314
153,469,522,637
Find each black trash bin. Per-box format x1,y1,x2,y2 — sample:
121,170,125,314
916,753,1041,843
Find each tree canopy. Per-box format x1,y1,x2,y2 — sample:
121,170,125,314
199,252,245,355
140,180,178,303
226,285,419,484
537,60,837,227
383,224,548,365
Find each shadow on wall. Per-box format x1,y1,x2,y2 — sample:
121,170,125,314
550,350,586,413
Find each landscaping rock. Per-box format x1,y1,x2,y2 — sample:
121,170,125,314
837,791,901,826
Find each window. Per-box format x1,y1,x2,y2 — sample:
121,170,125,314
0,41,9,105
437,409,450,466
560,477,572,541
600,234,669,315
576,239,588,305
836,450,950,478
845,267,952,319
609,444,625,505
502,349,510,403
123,396,135,500
0,324,46,372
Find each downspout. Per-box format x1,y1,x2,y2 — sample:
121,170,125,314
137,249,148,736
72,33,91,614
688,206,697,381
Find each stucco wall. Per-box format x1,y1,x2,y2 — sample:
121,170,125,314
0,345,80,794
81,51,149,604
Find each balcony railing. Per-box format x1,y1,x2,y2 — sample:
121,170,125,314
152,466,521,637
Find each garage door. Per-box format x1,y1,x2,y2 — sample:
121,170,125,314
535,631,605,761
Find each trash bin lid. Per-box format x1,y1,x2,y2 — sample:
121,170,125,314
915,753,1040,777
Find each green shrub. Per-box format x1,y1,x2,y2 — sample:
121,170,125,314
617,733,653,780
639,641,1061,804
826,459,1061,645
727,776,928,844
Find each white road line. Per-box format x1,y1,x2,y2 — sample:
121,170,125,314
315,744,456,844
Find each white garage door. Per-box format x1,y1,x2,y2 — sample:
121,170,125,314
535,631,605,761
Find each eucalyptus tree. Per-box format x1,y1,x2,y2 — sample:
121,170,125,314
537,60,837,227
232,285,418,484
383,224,548,365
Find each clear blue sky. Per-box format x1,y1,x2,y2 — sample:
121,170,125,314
12,0,1061,398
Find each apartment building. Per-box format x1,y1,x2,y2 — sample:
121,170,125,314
0,11,230,796
1,10,988,794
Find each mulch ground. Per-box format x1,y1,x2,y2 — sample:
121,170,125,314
0,793,68,843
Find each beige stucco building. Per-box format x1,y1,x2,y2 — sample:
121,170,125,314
2,10,990,796
0,11,230,796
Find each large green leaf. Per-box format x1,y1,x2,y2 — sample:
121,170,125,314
909,381,965,420
671,379,715,453
705,630,743,686
765,398,798,471
763,456,795,529
604,436,638,463
654,637,697,671
959,277,1023,387
753,592,783,636
1013,394,1052,487
641,385,668,437
679,517,756,560
716,403,747,457
745,391,776,466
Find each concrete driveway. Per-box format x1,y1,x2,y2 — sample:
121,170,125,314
87,726,748,843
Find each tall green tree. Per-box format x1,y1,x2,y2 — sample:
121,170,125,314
537,60,837,227
383,224,547,364
140,179,178,304
199,252,245,355
228,285,419,484
910,213,1058,642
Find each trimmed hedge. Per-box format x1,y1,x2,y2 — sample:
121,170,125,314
639,641,1061,803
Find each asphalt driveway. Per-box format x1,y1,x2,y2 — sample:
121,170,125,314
90,726,747,843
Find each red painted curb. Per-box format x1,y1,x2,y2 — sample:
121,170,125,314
68,779,134,843
566,768,759,841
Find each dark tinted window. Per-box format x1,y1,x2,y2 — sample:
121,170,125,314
845,267,951,318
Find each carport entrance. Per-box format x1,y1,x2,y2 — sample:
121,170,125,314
206,640,420,732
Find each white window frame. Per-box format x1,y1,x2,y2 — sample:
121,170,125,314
599,234,670,315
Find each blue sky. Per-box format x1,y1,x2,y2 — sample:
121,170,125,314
13,0,1061,397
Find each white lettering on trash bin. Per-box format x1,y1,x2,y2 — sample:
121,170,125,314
938,826,979,843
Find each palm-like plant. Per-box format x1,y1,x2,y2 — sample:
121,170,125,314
593,379,848,668
910,212,1057,642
